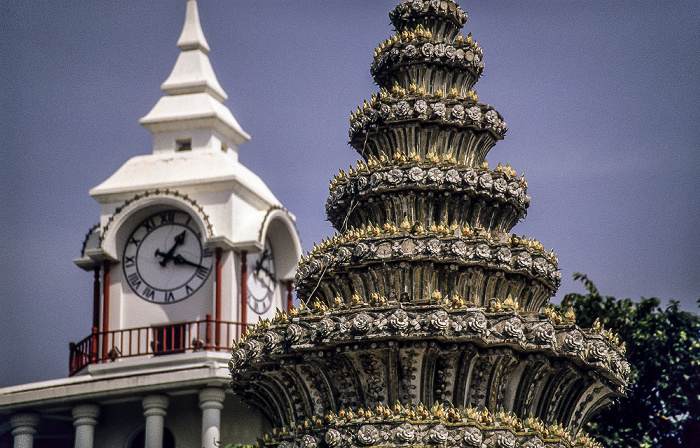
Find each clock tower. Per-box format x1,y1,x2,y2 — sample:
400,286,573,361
73,0,302,366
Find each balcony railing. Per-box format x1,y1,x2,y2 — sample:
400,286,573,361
68,314,246,376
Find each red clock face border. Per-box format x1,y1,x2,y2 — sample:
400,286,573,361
122,210,212,304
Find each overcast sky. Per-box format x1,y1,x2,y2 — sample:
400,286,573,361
1,1,698,387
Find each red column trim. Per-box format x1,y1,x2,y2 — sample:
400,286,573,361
240,251,248,337
215,248,222,348
286,280,293,312
101,260,111,362
92,267,101,330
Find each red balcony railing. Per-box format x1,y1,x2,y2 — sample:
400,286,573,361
68,314,247,376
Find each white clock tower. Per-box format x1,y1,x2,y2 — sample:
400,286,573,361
74,0,302,364
0,2,300,448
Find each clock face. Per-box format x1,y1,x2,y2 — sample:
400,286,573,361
247,242,276,314
122,210,212,304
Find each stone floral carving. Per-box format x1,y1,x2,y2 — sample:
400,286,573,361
523,438,545,448
287,324,303,343
497,432,516,448
395,101,411,118
485,109,499,124
427,167,444,182
496,247,512,264
476,244,490,259
429,424,448,443
467,312,488,333
325,429,343,447
504,317,524,339
451,240,467,256
317,317,335,337
434,43,446,57
446,169,461,184
427,238,441,254
464,168,478,186
404,44,417,57
396,422,416,442
467,105,481,121
590,341,609,362
409,166,425,182
463,427,483,446
516,251,533,269
301,435,318,448
387,168,403,184
422,43,434,57
414,99,428,114
264,331,282,349
533,257,549,276
430,310,449,330
494,177,507,193
388,310,409,330
352,313,373,333
479,173,493,190
532,322,555,345
451,104,465,120
432,102,446,118
231,348,246,368
564,330,585,352
357,425,379,445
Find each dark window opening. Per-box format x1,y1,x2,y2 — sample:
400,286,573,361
152,323,186,355
129,427,175,448
176,139,192,152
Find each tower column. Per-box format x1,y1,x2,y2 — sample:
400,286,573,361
142,395,168,448
10,413,39,448
72,403,100,448
199,387,225,448
101,260,110,362
240,251,247,336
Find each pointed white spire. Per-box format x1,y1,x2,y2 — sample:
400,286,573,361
176,0,210,53
160,0,226,101
140,0,250,152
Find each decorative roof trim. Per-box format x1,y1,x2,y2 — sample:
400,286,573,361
100,189,214,248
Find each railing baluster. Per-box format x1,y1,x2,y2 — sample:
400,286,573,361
69,318,243,374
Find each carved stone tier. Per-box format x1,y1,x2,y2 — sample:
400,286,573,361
326,165,528,233
294,234,560,311
229,305,628,434
371,44,483,94
349,100,505,165
389,1,468,43
251,409,606,448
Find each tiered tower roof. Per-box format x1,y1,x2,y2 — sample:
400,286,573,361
230,2,628,447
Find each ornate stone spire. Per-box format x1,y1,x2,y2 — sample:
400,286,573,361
140,0,250,153
230,2,628,447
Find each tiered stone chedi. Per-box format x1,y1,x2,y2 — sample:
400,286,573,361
230,2,629,447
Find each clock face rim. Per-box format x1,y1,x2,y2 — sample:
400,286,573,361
122,209,212,304
247,243,276,315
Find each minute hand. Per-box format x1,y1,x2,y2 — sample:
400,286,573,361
173,254,207,270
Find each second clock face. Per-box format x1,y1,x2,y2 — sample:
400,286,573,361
122,210,212,304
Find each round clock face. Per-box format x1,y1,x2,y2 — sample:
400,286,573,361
247,242,276,314
122,210,212,304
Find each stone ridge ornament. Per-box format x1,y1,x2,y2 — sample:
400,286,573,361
231,1,628,446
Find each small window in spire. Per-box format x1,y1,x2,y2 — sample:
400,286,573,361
176,139,192,152
221,142,228,152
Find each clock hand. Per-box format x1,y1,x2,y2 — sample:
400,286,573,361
172,254,207,270
155,231,187,266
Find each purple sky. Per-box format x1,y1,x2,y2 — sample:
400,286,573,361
1,1,698,387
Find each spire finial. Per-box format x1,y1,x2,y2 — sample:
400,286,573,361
177,0,210,53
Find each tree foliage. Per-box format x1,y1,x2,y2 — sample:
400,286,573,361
555,273,700,447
